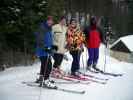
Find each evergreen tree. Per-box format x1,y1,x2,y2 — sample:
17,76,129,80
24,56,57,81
127,0,133,33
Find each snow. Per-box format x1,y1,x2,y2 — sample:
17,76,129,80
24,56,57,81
110,35,133,52
0,44,133,100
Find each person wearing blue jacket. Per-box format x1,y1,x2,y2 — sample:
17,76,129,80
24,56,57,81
35,16,57,88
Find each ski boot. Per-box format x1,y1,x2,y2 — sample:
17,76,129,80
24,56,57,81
92,64,102,73
51,68,65,78
86,64,92,71
43,79,57,89
35,76,44,83
86,64,99,73
86,64,96,72
71,71,81,78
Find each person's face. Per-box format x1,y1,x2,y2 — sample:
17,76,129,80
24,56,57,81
60,19,66,25
71,21,77,28
47,19,54,27
92,19,96,25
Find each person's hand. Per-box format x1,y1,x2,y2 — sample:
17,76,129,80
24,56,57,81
43,47,52,53
52,45,58,51
81,47,84,52
63,54,68,61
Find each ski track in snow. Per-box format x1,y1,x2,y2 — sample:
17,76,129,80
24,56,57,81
0,44,133,100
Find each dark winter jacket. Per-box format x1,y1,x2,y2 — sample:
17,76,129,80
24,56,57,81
35,22,53,57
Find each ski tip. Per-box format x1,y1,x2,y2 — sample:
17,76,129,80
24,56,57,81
102,82,107,85
105,79,109,81
119,74,123,76
22,81,25,84
114,74,123,77
82,91,86,94
22,81,30,84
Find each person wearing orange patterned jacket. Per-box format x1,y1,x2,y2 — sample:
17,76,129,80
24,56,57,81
66,18,85,77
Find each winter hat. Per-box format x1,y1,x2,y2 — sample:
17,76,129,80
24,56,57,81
90,16,97,26
60,16,66,21
47,16,53,21
70,18,77,24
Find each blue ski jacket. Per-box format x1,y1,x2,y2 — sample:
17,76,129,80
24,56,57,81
35,22,53,57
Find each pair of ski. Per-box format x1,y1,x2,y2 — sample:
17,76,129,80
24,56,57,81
22,81,85,94
22,72,107,94
100,71,123,77
87,68,123,77
78,71,109,81
22,72,106,95
51,73,108,85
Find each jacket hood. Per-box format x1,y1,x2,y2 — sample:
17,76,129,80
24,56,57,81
41,21,52,30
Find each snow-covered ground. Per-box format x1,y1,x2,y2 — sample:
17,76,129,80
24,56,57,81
0,44,133,100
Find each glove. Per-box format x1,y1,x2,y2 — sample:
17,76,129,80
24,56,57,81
63,54,68,61
52,45,58,51
81,48,84,52
43,47,52,53
73,43,77,48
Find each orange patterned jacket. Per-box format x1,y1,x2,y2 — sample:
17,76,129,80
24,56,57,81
66,26,85,51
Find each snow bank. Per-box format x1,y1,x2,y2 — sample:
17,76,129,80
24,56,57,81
0,44,133,100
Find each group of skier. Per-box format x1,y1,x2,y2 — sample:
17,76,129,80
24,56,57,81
35,15,104,88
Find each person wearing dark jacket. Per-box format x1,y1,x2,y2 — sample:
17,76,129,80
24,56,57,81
84,16,103,72
35,16,57,88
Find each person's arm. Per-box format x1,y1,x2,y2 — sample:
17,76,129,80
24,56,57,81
36,26,45,48
37,22,48,49
83,26,90,47
83,26,89,39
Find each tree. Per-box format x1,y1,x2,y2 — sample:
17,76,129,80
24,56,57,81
127,0,133,33
46,0,65,22
0,0,48,66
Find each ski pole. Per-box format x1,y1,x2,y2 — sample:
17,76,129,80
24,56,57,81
81,47,85,77
104,44,107,72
